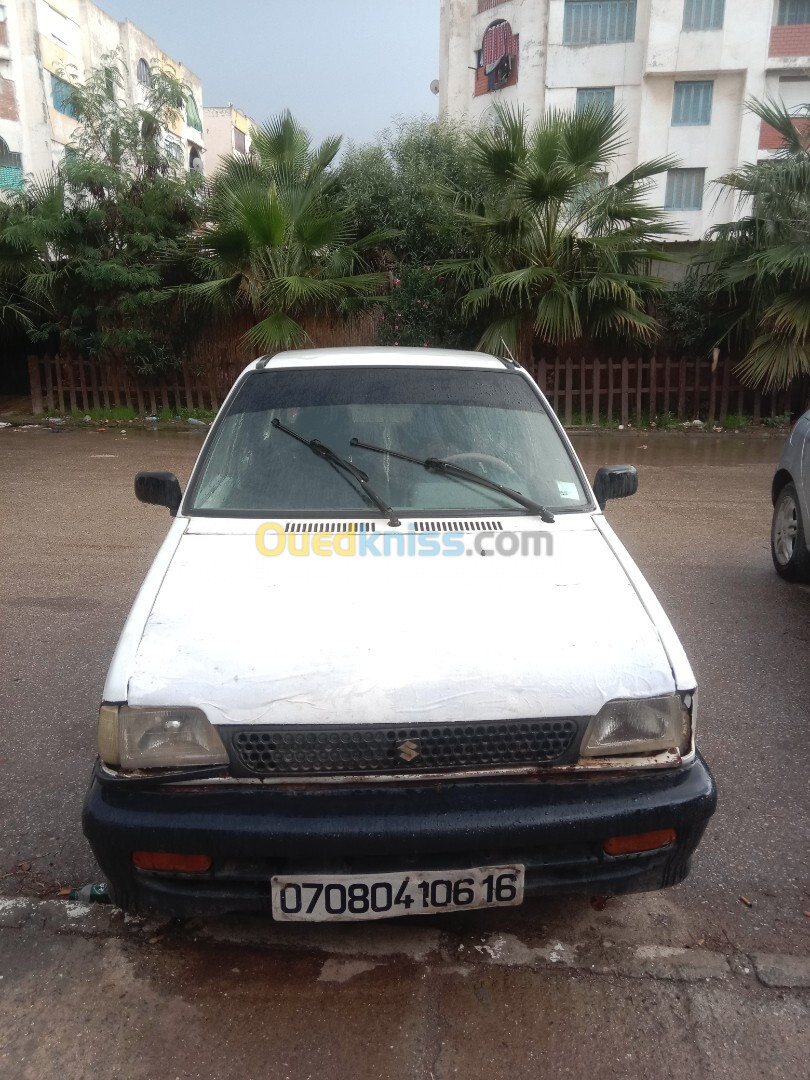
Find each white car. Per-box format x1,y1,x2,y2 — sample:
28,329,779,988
83,348,716,919
771,409,810,581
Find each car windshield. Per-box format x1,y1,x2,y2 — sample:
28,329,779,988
186,366,590,516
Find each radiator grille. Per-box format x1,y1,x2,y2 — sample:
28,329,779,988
226,719,579,777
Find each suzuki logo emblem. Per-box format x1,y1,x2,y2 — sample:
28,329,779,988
397,739,420,763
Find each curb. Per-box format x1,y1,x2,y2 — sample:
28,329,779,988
2,896,809,989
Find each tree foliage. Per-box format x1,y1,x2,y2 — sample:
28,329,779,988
337,117,486,264
702,98,810,390
377,264,480,350
181,111,390,353
0,53,203,372
656,275,719,356
436,104,679,360
5,70,810,397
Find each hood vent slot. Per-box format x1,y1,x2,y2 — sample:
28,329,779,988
414,520,503,533
285,522,376,533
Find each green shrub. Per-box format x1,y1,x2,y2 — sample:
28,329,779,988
652,411,679,430
377,264,476,350
721,414,749,430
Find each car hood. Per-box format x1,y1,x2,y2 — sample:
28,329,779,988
126,519,678,726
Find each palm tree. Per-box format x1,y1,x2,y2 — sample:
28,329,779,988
436,104,678,360
183,112,390,352
705,98,810,391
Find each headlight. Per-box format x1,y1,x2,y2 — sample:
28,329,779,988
580,694,692,758
98,705,228,769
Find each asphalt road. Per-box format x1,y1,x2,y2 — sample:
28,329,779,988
0,424,808,1079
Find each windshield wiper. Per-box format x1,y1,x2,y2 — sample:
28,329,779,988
271,418,400,526
350,437,555,523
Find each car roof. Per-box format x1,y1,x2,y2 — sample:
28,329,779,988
241,346,509,376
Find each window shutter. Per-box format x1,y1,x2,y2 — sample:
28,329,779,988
682,0,725,31
576,87,615,113
778,0,810,25
563,1,637,45
665,168,706,210
672,81,714,125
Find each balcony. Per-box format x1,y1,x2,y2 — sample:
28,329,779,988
768,24,810,69
759,116,810,151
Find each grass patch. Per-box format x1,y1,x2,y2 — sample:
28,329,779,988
651,410,680,431
156,406,216,421
174,406,217,421
49,405,139,421
720,414,749,430
39,404,217,422
86,405,137,421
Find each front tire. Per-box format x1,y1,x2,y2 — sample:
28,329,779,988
771,482,810,582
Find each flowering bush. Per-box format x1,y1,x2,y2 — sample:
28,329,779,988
377,264,477,350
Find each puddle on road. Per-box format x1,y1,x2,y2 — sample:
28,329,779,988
6,425,784,467
570,431,782,469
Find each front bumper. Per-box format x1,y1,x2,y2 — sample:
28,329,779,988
82,755,717,917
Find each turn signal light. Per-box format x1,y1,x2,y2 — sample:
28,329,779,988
603,829,676,856
132,851,212,873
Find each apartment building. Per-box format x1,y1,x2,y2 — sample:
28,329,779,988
204,104,256,173
0,0,206,190
439,0,810,239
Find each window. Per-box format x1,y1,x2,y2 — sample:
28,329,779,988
479,105,504,132
0,136,23,190
563,1,636,45
778,75,810,112
576,86,615,113
682,0,724,30
45,6,80,52
189,146,203,173
477,0,507,10
778,0,810,25
50,74,78,119
665,168,705,210
187,368,590,516
672,81,713,125
186,95,202,132
136,58,151,86
234,127,247,154
580,170,610,195
165,134,183,164
480,20,517,92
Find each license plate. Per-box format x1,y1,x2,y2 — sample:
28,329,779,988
271,865,524,922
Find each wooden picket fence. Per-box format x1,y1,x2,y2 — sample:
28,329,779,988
27,311,381,416
28,343,787,423
528,354,786,425
28,353,231,416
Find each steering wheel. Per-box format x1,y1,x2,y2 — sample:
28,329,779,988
443,452,521,481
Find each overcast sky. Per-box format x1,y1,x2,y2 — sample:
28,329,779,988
95,0,440,147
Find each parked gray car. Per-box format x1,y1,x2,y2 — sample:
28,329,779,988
771,409,810,581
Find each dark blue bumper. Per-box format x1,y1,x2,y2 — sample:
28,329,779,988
82,755,717,917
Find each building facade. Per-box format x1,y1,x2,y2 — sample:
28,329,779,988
439,0,810,239
0,0,206,190
204,104,256,173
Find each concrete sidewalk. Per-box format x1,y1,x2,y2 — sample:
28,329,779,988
1,897,808,1080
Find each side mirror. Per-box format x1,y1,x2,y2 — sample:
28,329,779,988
135,471,182,516
592,465,638,511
